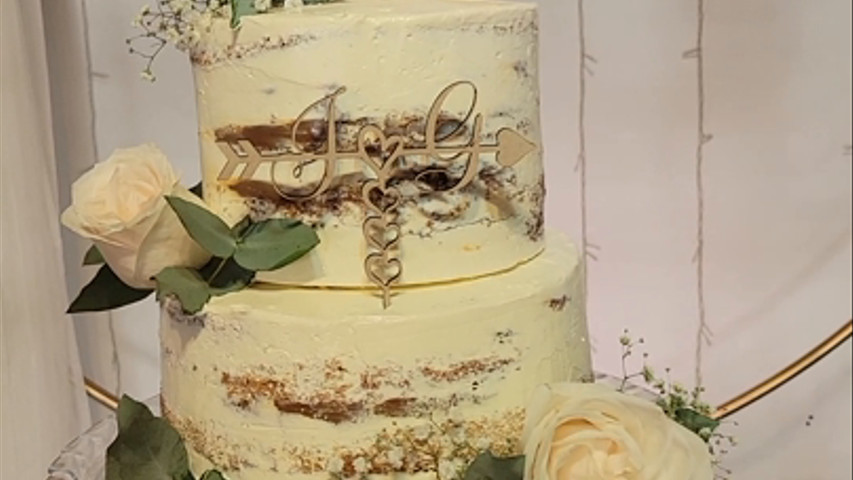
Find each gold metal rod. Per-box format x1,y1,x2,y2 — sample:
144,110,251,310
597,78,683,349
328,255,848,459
84,377,119,411
713,320,853,420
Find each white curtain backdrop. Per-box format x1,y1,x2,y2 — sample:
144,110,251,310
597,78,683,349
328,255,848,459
0,0,90,478
43,0,123,423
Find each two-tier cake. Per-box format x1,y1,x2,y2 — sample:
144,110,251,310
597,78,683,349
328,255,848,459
154,0,592,478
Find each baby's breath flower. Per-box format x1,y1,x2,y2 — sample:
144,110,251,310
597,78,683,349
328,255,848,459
387,447,404,469
352,457,368,474
449,425,466,444
413,424,431,441
326,456,345,474
128,0,226,78
475,437,492,450
438,459,462,480
642,365,655,382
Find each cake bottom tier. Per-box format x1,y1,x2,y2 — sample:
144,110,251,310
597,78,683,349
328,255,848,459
160,233,591,479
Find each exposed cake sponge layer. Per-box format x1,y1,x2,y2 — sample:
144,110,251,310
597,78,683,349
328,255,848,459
192,0,545,286
160,233,591,479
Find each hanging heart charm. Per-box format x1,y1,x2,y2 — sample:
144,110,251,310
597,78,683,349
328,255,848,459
365,252,402,308
363,217,402,251
362,180,402,214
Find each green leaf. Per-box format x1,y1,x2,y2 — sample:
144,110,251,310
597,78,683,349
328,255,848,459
230,216,253,239
166,196,237,258
464,452,525,480
155,267,212,314
83,245,105,266
200,257,255,296
229,0,256,28
115,395,153,433
674,407,721,436
68,265,153,313
234,219,319,271
200,471,227,480
106,396,191,480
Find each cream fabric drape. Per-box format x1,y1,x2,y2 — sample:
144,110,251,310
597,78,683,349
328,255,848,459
42,0,122,423
0,0,91,477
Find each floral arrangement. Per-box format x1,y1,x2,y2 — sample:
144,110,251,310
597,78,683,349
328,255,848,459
129,0,340,78
62,144,319,314
104,334,732,480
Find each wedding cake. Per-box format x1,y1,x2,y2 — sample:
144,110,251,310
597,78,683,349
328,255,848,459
159,0,592,478
60,0,719,478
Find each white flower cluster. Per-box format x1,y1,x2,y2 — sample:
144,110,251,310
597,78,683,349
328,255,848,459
438,459,465,480
129,0,229,79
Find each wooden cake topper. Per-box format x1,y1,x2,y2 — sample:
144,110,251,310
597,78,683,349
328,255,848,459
215,81,537,308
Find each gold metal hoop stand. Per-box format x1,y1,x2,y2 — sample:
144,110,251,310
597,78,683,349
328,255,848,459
712,320,852,420
85,320,853,417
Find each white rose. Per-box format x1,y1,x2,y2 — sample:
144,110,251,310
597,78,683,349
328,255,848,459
522,383,713,480
61,144,210,289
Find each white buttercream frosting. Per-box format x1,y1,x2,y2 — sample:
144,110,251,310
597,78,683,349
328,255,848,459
162,3,596,479
192,0,545,286
161,234,591,479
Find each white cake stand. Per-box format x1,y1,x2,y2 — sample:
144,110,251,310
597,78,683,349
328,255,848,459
46,397,159,480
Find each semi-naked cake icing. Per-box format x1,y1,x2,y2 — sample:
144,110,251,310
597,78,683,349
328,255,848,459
161,0,593,479
193,0,545,286
161,234,589,479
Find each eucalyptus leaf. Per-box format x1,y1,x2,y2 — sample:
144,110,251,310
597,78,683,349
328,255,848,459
234,219,319,271
200,257,255,296
675,408,721,435
68,265,153,313
155,267,212,314
106,396,191,480
464,452,525,480
166,196,237,258
116,395,153,433
83,245,105,266
200,471,227,480
230,216,253,239
229,0,256,28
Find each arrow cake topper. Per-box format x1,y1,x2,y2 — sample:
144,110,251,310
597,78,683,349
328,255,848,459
216,81,537,308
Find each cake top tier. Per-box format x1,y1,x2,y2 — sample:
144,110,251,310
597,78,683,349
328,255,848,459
255,0,528,19
192,0,537,67
193,0,545,294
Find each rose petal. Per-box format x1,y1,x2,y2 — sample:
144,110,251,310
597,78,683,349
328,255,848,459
521,382,713,480
61,144,210,289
